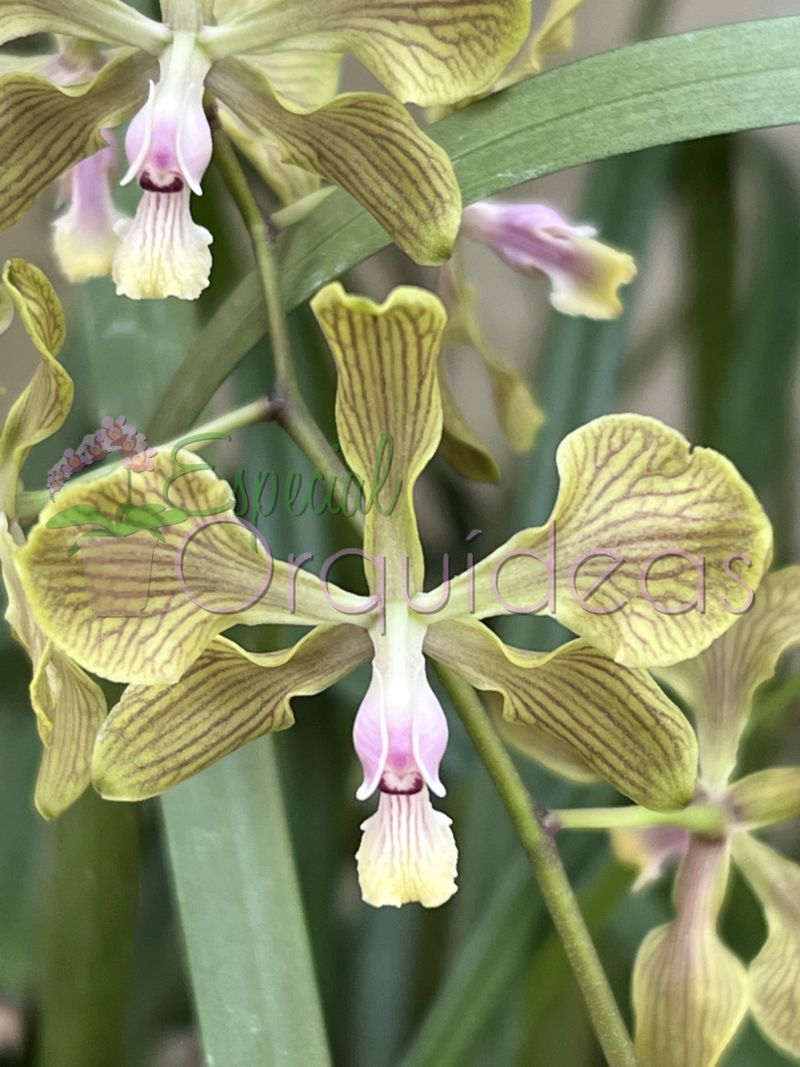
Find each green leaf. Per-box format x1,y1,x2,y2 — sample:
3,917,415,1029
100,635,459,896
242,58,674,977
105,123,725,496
161,736,332,1067
46,504,116,531
37,791,140,1067
150,16,800,440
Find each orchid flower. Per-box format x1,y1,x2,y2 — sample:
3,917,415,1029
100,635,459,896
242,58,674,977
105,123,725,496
17,282,773,909
0,259,106,818
607,567,800,1066
436,204,635,482
0,0,534,299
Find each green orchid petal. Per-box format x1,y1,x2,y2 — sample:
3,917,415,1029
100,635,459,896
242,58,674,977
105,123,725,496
0,49,155,234
657,567,800,786
202,0,530,107
424,618,698,810
311,282,446,598
208,57,461,263
494,0,587,90
496,710,600,783
732,832,800,1059
93,624,372,800
428,414,772,669
219,105,321,205
633,837,748,1067
31,641,107,819
438,376,502,484
729,766,800,830
17,451,368,686
0,259,72,517
0,0,170,52
250,49,342,108
1,517,105,819
441,256,544,455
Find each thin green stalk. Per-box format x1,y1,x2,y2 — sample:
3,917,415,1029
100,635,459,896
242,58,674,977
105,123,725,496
552,803,729,835
209,106,363,531
437,666,642,1067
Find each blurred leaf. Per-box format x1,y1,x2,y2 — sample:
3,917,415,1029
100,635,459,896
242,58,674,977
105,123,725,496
149,17,800,441
678,135,737,451
0,646,43,994
37,791,140,1067
161,736,332,1067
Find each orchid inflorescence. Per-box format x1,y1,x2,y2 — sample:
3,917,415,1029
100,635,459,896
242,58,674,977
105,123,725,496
1,0,799,1063
47,416,157,494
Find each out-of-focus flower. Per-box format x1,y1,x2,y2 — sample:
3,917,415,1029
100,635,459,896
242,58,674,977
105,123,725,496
52,131,129,283
18,284,772,908
436,203,636,483
0,0,536,297
461,201,636,320
610,568,800,1066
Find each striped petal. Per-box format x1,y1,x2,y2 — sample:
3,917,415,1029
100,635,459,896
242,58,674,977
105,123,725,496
93,624,372,799
0,260,71,517
426,414,773,670
202,0,530,107
733,832,800,1058
729,766,800,830
633,837,748,1067
1,517,105,819
494,0,588,90
311,283,445,599
0,49,156,234
424,617,698,811
657,567,800,786
208,57,460,263
0,0,169,52
16,451,368,685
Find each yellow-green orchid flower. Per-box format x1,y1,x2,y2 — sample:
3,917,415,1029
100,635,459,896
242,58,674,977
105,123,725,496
0,259,107,818
607,567,800,1067
17,283,772,909
0,0,532,299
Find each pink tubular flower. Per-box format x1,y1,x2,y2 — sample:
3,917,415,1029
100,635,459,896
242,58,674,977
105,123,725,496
123,447,158,473
460,200,637,320
52,132,129,283
114,31,213,300
47,459,70,494
353,607,457,908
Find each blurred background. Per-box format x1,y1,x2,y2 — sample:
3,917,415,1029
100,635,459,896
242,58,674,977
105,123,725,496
1,1,800,1065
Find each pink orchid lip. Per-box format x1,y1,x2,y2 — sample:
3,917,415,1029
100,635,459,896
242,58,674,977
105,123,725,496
353,657,449,802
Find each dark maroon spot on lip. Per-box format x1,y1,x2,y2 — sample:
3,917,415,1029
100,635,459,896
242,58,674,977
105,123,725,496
140,173,184,193
379,773,423,796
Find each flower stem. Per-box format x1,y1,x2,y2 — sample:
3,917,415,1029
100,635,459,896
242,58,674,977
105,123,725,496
552,802,729,835
437,665,642,1067
208,105,362,530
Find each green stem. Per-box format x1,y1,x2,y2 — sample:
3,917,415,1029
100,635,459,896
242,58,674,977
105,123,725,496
552,802,729,835
208,106,363,531
437,666,642,1067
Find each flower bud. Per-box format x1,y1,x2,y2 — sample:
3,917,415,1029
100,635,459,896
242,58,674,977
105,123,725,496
461,200,636,320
